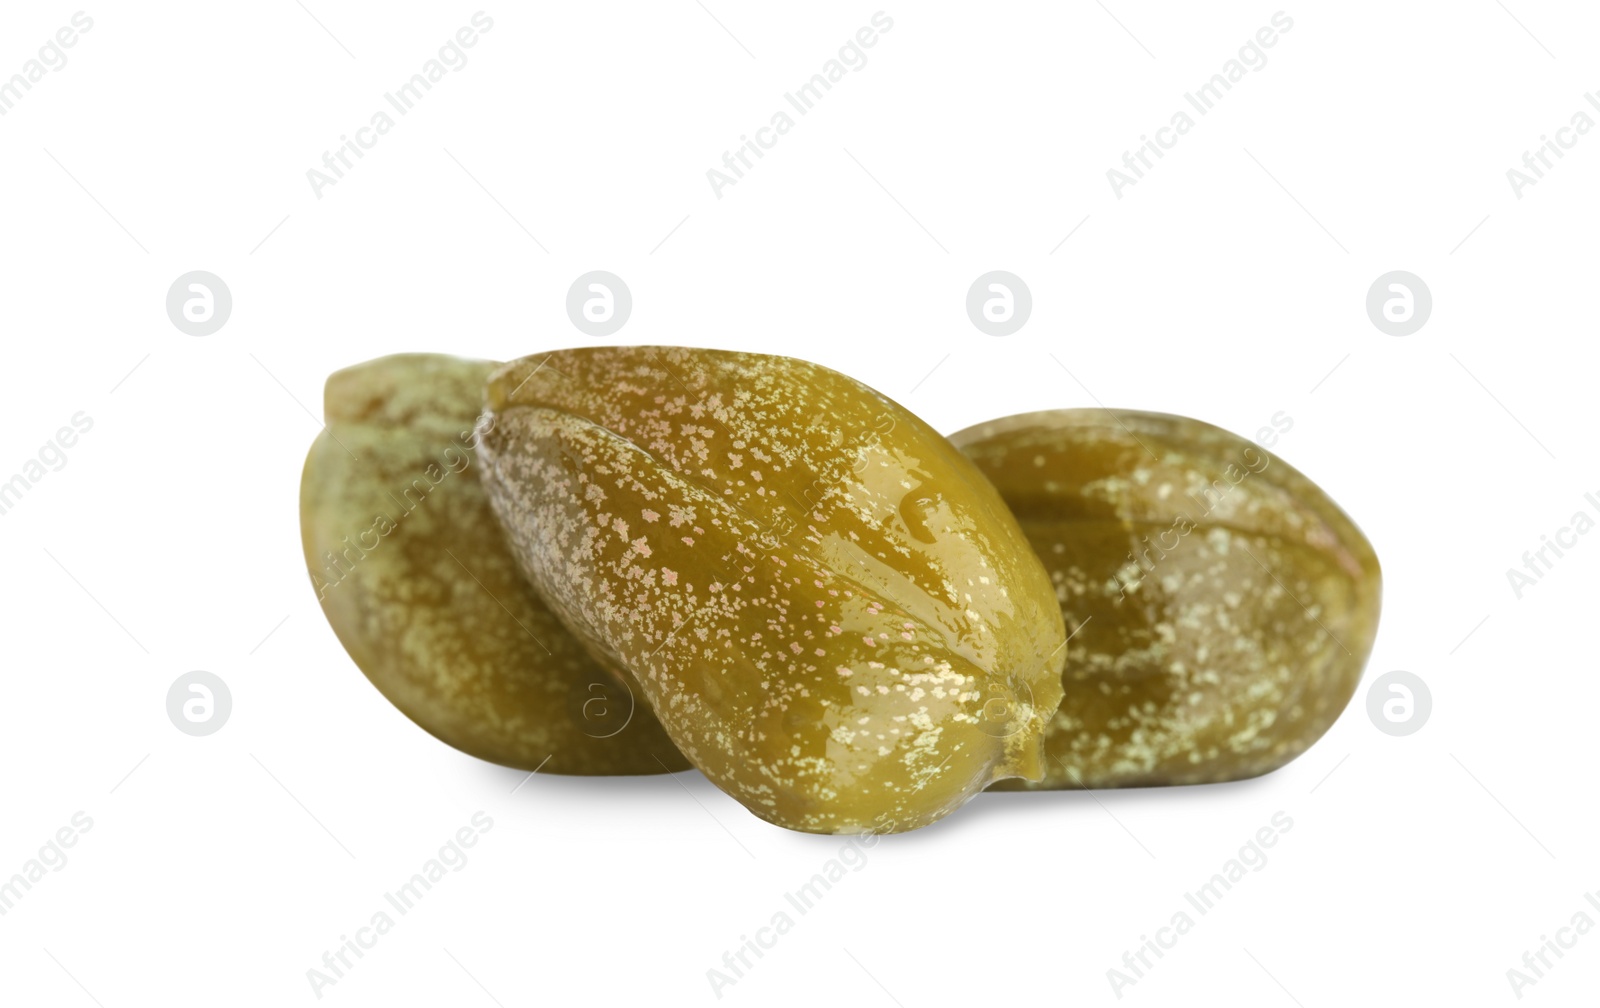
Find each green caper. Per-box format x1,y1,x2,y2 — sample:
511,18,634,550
300,354,689,775
477,347,1067,833
952,409,1381,790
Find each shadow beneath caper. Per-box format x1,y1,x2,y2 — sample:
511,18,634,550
479,760,710,799
987,770,1284,806
842,771,1290,850
474,751,1292,850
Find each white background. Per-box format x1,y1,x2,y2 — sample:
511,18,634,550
1,2,1595,1005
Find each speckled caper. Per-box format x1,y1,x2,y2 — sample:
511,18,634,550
299,354,689,775
951,409,1381,790
477,347,1067,833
